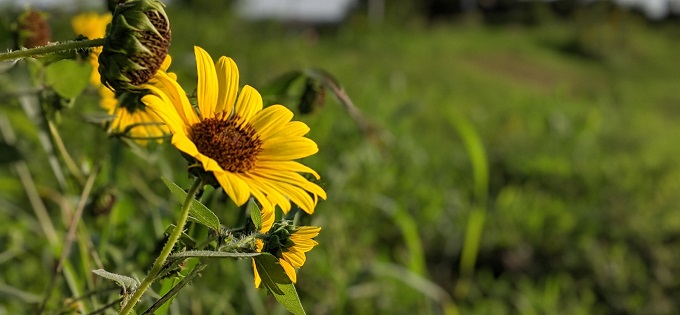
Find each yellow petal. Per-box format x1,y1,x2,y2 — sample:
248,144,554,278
294,226,322,237
241,176,292,213
252,259,262,288
215,172,251,206
256,161,320,180
215,56,239,114
277,121,311,137
283,251,306,268
143,94,186,136
146,73,199,127
279,259,297,283
260,205,275,233
260,137,319,161
250,105,295,140
194,46,217,119
251,168,326,199
171,135,200,157
160,55,172,71
234,85,263,122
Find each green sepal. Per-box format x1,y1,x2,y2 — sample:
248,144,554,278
254,253,306,315
161,177,221,232
249,198,262,231
45,59,91,99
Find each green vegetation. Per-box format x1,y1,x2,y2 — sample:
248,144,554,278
1,3,679,314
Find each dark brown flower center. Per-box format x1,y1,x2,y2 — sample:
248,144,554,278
190,115,262,173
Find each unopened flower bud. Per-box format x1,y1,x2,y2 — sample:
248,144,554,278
98,0,171,91
15,9,51,49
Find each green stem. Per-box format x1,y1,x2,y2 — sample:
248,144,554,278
119,178,203,315
0,38,105,63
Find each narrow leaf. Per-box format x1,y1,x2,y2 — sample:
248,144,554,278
161,177,221,232
254,253,306,315
45,59,91,99
82,112,117,124
171,250,260,259
249,198,262,231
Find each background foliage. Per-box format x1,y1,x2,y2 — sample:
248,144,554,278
1,1,680,314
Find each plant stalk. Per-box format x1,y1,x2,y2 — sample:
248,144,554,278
118,178,203,315
0,38,105,63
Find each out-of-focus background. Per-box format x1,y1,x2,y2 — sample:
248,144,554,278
1,0,680,314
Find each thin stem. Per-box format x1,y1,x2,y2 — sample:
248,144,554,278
0,38,105,63
119,178,203,315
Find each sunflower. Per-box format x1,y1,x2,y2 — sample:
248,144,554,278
73,12,170,144
142,46,326,213
252,207,321,287
71,12,111,86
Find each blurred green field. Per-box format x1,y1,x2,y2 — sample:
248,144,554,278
1,2,680,314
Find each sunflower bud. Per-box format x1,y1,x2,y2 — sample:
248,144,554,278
98,0,171,91
14,9,51,49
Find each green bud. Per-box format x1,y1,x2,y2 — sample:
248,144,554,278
98,0,171,91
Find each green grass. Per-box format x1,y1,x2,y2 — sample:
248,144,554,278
1,3,680,314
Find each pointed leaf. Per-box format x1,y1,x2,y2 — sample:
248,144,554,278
92,269,140,292
254,253,306,315
162,177,221,232
249,198,262,231
171,250,260,259
45,59,91,99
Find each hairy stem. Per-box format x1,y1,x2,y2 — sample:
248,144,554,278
119,178,203,315
0,38,105,63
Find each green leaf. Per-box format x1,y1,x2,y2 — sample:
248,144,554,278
161,177,221,232
82,112,117,124
45,59,91,99
171,250,260,259
254,253,306,315
249,198,262,231
92,269,140,292
0,141,22,164
260,70,304,97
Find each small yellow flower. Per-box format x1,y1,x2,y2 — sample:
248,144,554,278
142,46,326,213
252,207,320,287
71,12,112,86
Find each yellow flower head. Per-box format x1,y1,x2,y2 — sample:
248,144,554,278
142,46,326,213
71,12,112,86
253,209,321,287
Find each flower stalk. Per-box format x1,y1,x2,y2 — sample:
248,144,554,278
118,177,203,315
0,38,105,63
